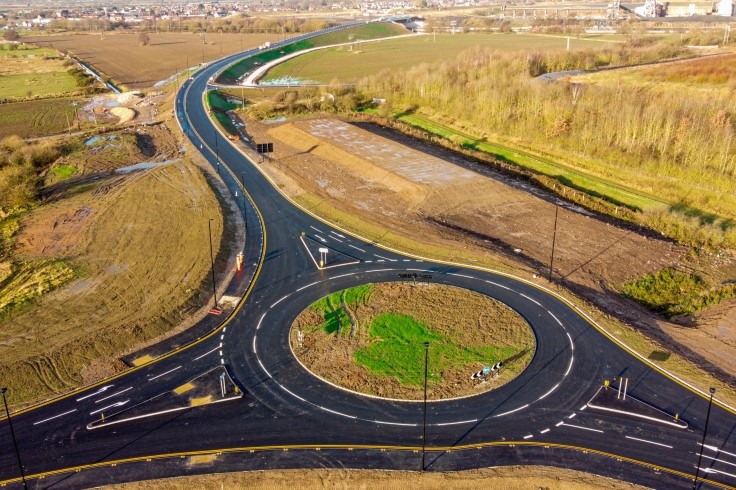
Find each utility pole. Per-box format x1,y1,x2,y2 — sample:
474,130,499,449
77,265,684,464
241,172,247,227
548,205,559,282
421,341,430,471
0,388,27,489
693,387,716,489
208,219,218,309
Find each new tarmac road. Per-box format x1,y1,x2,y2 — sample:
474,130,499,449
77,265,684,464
1,26,735,489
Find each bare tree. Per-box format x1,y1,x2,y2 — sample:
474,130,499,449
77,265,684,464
138,31,151,46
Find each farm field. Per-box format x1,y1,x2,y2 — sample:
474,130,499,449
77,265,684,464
219,22,409,84
293,282,534,400
262,33,620,83
0,97,80,138
23,32,281,89
0,44,79,98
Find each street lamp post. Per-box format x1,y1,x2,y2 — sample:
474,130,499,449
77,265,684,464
207,219,218,309
548,205,559,283
421,341,430,471
693,387,716,489
0,388,27,489
214,132,220,175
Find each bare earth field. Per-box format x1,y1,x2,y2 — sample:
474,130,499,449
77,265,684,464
0,124,227,405
0,97,80,139
292,282,534,400
246,116,736,397
104,466,646,490
24,32,281,89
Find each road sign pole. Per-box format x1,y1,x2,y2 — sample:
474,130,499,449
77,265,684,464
421,341,430,471
208,218,218,309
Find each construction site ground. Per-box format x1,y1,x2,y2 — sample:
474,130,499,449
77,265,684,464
0,122,237,406
243,116,736,399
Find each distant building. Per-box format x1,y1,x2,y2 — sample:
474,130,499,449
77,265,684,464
716,0,735,15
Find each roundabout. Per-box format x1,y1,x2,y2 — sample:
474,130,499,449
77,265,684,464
290,281,536,401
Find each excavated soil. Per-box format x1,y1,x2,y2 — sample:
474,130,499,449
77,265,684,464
245,116,736,386
291,283,534,400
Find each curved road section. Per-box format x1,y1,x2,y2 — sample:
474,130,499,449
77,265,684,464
0,25,735,490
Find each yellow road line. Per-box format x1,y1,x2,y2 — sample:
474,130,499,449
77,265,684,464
2,441,731,489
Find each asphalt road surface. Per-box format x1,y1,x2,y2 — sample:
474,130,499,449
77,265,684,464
1,24,735,490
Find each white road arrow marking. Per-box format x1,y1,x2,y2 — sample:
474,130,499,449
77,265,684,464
76,385,114,402
90,400,129,415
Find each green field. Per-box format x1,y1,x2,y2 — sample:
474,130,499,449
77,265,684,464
218,22,409,84
262,33,620,83
0,71,79,98
354,312,514,386
206,90,240,135
0,97,80,138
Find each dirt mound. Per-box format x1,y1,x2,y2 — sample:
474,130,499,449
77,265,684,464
110,106,136,124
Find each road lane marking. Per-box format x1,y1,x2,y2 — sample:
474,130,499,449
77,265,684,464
520,293,542,307
95,387,133,404
318,405,357,419
580,405,587,411
310,226,324,233
314,235,326,243
270,294,290,309
560,423,603,433
433,419,477,426
448,273,473,279
540,428,550,434
568,413,576,419
701,467,736,480
330,231,345,238
701,444,736,460
564,356,574,377
33,409,77,426
220,334,224,340
625,436,672,448
256,313,266,330
566,332,574,351
90,400,128,415
194,345,220,361
76,385,113,402
374,254,396,262
371,420,416,426
549,312,563,326
495,404,529,417
556,421,564,427
297,281,320,292
348,244,365,253
702,454,736,468
330,236,343,243
148,366,181,381
485,280,511,290
253,336,257,354
523,434,534,439
538,383,560,400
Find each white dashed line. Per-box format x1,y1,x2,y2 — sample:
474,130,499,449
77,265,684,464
220,334,224,340
310,226,324,233
330,236,343,243
33,409,77,426
523,434,533,439
220,359,224,365
96,387,133,403
252,336,257,354
364,260,372,263
348,244,365,253
568,413,576,419
374,254,396,261
520,293,542,307
580,405,587,411
318,406,357,419
625,436,673,448
314,235,326,243
566,332,574,351
219,350,222,356
270,294,290,309
556,421,564,427
257,358,272,378
701,468,736,480
540,428,550,434
297,281,320,292
448,273,473,279
549,312,562,326
148,366,181,381
485,280,511,290
90,400,128,416
330,231,345,238
403,259,411,262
